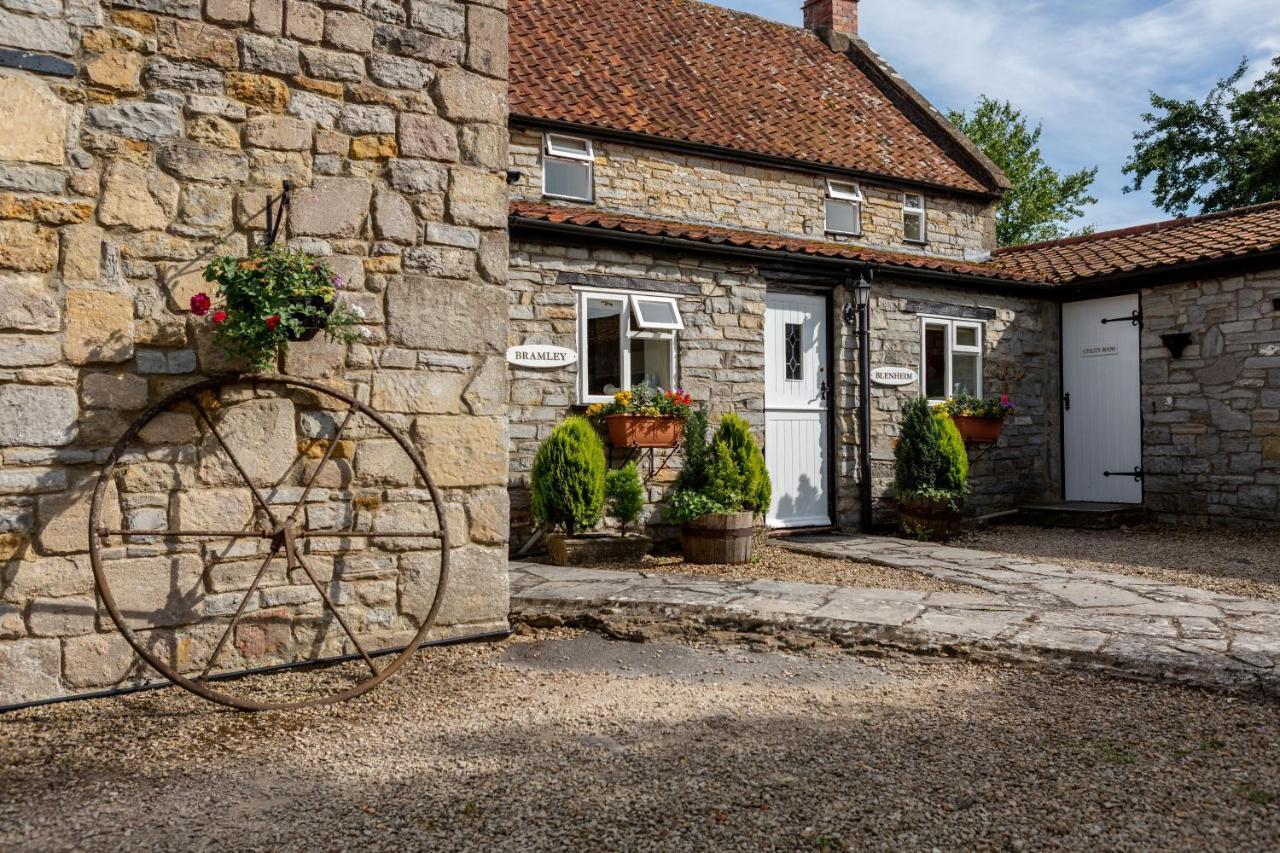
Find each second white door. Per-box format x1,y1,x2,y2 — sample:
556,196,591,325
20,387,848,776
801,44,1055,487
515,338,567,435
764,292,830,528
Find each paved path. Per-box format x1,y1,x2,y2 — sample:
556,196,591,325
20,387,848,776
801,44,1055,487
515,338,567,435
510,534,1280,694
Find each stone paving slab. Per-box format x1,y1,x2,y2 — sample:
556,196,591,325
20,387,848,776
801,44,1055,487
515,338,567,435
509,534,1280,695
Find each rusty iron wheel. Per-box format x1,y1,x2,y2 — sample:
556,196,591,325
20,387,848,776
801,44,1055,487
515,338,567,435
88,374,450,711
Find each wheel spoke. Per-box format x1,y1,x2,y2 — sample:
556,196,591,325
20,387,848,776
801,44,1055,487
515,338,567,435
286,531,380,677
199,541,282,681
192,396,280,528
287,403,358,526
98,528,271,540
296,530,442,539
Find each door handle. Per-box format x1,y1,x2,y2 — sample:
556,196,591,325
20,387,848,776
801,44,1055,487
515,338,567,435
819,379,829,402
1063,391,1070,411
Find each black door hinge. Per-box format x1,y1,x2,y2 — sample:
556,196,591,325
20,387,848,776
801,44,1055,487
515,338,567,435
1100,309,1142,328
1063,391,1070,411
1103,466,1144,482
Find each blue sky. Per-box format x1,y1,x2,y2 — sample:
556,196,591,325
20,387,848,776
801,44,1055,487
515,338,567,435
714,0,1280,231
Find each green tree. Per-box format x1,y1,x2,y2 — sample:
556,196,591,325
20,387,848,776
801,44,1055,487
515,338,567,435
713,413,771,516
893,398,968,503
605,462,645,536
1124,56,1280,216
530,417,606,536
948,96,1098,246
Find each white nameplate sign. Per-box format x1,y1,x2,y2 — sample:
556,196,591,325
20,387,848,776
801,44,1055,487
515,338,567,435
870,366,919,387
506,344,578,369
1081,345,1118,358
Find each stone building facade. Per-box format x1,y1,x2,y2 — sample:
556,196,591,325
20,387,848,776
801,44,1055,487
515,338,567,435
0,0,511,707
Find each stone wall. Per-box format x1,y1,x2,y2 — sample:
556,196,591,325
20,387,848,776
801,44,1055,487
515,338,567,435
510,127,998,260
508,238,767,544
1141,269,1280,526
0,0,510,706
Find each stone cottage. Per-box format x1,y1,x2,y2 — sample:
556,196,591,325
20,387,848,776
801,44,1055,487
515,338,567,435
504,0,1280,541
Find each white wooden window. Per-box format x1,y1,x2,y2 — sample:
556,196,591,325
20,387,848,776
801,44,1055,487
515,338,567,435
578,290,681,403
543,133,594,201
824,179,863,235
920,317,982,402
903,192,927,243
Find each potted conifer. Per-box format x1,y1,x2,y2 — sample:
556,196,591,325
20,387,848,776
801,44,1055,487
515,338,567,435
893,397,969,540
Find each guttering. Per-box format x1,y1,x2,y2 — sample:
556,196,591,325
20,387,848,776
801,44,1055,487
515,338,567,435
510,214,1050,297
1053,247,1280,299
512,114,1004,203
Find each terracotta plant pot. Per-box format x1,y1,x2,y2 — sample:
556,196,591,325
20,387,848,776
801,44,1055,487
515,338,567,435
605,414,685,448
896,495,964,541
680,511,756,565
546,533,652,566
952,415,1004,444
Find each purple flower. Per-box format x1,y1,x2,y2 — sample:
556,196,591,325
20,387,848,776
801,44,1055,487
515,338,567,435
332,274,343,289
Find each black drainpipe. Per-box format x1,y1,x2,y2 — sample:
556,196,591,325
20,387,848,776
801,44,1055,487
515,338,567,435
857,272,875,532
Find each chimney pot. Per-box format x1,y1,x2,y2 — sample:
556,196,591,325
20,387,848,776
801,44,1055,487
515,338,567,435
803,0,858,37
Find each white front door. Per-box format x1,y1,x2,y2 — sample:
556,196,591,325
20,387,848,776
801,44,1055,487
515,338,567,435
1062,294,1143,503
764,292,830,527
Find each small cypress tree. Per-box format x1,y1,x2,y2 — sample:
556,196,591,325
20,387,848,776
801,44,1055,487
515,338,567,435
605,462,645,536
934,413,969,495
714,413,772,516
530,417,606,535
704,439,744,509
893,397,945,498
676,407,712,492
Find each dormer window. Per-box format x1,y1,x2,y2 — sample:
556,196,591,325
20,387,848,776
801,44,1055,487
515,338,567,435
903,192,927,243
543,133,595,202
824,179,862,236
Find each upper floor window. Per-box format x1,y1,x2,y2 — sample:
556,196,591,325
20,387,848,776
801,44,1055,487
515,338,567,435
824,179,863,235
903,192,927,243
543,133,594,202
921,317,982,402
578,290,683,403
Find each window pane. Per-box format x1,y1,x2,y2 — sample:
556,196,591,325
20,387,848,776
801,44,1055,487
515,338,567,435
924,325,947,399
904,193,923,210
785,323,803,381
585,298,622,396
955,325,978,348
825,199,858,234
635,298,678,327
952,353,979,397
547,134,591,157
545,158,592,200
904,211,924,242
631,337,673,389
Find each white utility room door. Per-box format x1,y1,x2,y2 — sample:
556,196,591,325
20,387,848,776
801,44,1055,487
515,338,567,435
1062,294,1143,503
764,292,830,527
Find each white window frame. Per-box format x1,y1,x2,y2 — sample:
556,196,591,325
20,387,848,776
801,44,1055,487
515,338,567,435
903,192,927,243
824,179,863,236
542,132,595,202
576,288,681,404
919,315,983,404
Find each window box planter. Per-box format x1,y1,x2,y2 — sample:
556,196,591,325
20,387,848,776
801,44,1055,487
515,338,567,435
896,495,964,541
951,415,1004,444
680,510,756,564
604,414,684,449
547,533,652,566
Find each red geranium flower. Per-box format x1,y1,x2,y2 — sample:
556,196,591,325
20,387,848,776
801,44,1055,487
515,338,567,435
265,314,281,330
211,310,228,325
190,292,211,316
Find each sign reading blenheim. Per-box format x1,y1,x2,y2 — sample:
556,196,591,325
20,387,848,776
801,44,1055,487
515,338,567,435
870,366,919,387
506,344,578,368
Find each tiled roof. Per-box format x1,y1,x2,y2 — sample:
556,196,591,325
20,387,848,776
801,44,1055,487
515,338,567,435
990,201,1280,283
510,201,1040,283
510,0,1001,196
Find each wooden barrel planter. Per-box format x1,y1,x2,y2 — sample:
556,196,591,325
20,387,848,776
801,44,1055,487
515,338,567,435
952,415,1004,444
896,495,964,541
605,414,684,448
681,511,756,564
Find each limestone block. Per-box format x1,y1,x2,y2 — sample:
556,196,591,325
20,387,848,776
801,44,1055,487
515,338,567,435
207,0,252,24
447,167,505,228
409,0,464,38
88,102,182,141
251,0,283,33
370,500,449,551
0,334,60,367
234,607,293,660
64,290,134,364
27,595,97,637
244,115,313,151
62,633,137,688
85,50,143,92
370,371,469,414
372,188,416,244
460,123,507,171
187,115,240,150
157,141,250,184
465,4,507,79
0,603,22,639
288,90,342,129
171,489,256,535
226,72,290,111
324,9,373,52
281,334,347,378
139,412,200,445
37,477,120,553
433,68,506,123
239,33,300,74
0,274,59,331
0,638,62,705
0,222,57,272
143,59,225,94
0,385,78,447
350,134,398,160
155,18,240,69
412,415,506,487
0,164,64,195
290,177,372,238
354,438,417,486
179,184,235,230
285,0,323,41
299,46,366,82
98,162,180,231
369,54,434,90
387,159,447,194
400,545,508,625
386,276,506,353
462,356,506,416
60,224,104,282
398,113,459,162
0,75,68,165
2,555,93,601
98,553,203,629
247,149,312,185
466,486,508,545
197,398,299,487
207,557,287,592
0,467,66,495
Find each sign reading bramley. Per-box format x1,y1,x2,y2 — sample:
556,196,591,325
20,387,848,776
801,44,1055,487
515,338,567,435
506,344,578,369
870,366,919,387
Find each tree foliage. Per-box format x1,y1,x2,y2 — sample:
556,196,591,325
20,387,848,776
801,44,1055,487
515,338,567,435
1124,56,1280,216
605,462,645,536
713,413,771,515
892,398,968,503
531,417,606,536
948,96,1098,246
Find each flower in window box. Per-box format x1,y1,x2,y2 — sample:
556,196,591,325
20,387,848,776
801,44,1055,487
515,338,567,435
587,384,691,448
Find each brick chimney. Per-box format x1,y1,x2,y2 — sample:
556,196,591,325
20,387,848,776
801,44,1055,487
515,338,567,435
802,0,858,36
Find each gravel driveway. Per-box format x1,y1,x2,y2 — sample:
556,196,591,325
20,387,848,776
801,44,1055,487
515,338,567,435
2,629,1278,851
959,524,1280,600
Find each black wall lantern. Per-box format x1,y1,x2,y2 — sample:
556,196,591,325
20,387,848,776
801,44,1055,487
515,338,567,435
1160,332,1193,358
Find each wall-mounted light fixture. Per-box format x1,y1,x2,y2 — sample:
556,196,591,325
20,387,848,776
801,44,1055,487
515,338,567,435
506,170,523,185
1160,332,1193,358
